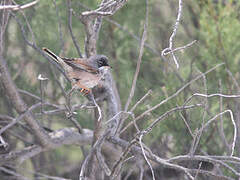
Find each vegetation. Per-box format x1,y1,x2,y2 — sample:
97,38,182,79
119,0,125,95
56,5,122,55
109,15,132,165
1,0,240,179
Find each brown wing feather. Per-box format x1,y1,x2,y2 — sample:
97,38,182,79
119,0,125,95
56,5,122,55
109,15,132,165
61,57,98,73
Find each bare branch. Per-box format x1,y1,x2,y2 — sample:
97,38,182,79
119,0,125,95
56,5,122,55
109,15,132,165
96,148,111,176
179,111,194,138
162,40,197,56
81,0,128,18
79,130,111,179
0,128,92,166
91,94,102,122
168,155,240,177
0,102,42,136
218,80,231,154
139,134,155,180
161,0,196,69
0,0,38,11
141,104,202,135
53,0,64,53
109,136,195,180
0,167,30,180
121,62,224,133
117,89,152,133
110,140,137,178
0,10,53,147
10,12,69,80
77,2,160,56
201,110,236,156
124,0,148,111
67,0,82,57
161,0,183,68
6,164,72,180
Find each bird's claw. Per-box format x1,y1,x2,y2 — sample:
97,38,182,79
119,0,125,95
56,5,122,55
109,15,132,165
80,88,90,96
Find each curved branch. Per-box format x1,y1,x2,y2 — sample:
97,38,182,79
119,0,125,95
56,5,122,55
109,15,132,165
0,128,92,166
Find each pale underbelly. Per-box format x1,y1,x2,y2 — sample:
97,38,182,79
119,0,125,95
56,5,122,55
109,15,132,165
81,78,100,88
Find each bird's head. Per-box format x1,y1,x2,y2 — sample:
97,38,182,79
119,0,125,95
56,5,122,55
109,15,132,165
90,55,110,68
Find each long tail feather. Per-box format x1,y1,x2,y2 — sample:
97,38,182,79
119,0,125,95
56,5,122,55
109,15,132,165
42,47,73,73
42,47,60,63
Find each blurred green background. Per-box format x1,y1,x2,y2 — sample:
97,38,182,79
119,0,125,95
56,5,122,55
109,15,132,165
1,0,240,179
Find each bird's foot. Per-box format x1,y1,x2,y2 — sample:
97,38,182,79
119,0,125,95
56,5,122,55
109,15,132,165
80,88,91,96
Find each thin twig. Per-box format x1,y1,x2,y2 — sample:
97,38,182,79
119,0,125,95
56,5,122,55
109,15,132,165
6,164,71,180
77,2,159,56
142,104,202,135
185,93,240,104
91,94,102,122
162,40,197,56
96,148,111,176
161,0,183,69
0,167,30,180
0,0,38,11
110,140,137,178
139,134,155,180
0,102,43,135
105,111,134,124
130,90,152,112
81,0,127,17
79,130,111,179
138,159,144,180
226,69,240,92
200,110,236,156
120,63,224,133
93,0,108,42
65,89,83,133
168,155,240,177
53,0,64,53
37,74,48,114
124,0,148,111
218,80,231,154
117,89,152,133
179,111,194,138
190,67,208,155
11,11,69,80
67,0,82,57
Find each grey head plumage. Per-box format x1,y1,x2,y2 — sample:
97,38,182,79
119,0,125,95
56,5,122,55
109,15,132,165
89,55,110,69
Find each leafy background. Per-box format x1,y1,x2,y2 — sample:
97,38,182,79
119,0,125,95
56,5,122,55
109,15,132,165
1,0,240,179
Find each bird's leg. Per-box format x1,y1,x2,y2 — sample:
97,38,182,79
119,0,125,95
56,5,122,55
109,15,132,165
73,82,90,96
80,87,91,96
83,88,91,96
80,88,85,93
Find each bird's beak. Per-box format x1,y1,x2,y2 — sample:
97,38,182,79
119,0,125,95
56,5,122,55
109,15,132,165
107,65,113,69
104,66,112,69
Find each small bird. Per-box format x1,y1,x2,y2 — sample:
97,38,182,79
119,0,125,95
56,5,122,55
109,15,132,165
42,48,111,95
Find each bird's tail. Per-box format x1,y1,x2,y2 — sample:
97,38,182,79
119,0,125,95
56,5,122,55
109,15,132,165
42,48,61,63
42,47,72,73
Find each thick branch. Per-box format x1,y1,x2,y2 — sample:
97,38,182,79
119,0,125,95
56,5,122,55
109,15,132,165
0,0,38,11
0,56,53,147
0,128,92,166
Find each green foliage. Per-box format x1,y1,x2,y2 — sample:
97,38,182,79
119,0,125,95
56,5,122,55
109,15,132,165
199,1,240,78
1,0,240,178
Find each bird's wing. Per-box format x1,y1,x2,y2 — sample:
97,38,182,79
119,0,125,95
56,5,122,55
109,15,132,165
61,57,98,74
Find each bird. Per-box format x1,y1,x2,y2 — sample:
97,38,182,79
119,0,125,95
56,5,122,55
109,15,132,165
42,48,111,95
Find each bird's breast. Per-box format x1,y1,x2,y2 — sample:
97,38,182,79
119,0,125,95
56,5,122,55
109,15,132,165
70,71,102,88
